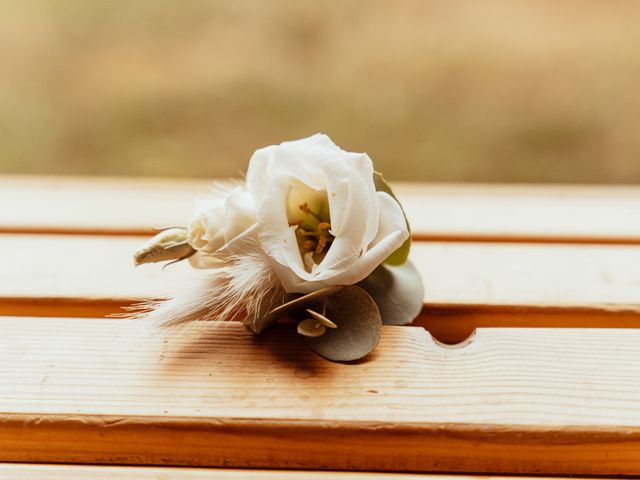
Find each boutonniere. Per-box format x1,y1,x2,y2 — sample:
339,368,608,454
134,134,423,362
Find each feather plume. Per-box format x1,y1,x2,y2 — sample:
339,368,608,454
131,226,286,335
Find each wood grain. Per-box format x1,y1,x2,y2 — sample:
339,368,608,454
0,465,574,480
3,175,640,243
0,465,592,480
1,317,640,475
401,182,640,244
0,175,202,236
1,234,638,342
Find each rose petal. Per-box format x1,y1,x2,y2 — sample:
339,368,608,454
258,176,311,282
315,162,370,274
247,134,408,293
223,188,256,242
247,134,336,204
274,191,409,292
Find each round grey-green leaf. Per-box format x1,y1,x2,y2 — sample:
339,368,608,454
304,285,382,362
358,260,423,326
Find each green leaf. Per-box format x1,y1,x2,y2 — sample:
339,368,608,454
304,286,382,362
358,261,423,325
373,171,411,265
385,237,411,266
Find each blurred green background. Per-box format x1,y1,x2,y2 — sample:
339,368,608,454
1,1,639,183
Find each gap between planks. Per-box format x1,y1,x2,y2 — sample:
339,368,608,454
2,298,640,345
4,225,640,245
2,319,640,475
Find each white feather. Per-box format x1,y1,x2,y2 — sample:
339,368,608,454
130,226,285,335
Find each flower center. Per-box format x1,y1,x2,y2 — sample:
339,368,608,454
285,180,334,272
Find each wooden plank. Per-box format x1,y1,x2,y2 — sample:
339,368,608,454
1,234,639,343
0,175,202,236
1,317,640,475
0,464,550,480
2,175,640,243
4,234,640,307
402,183,640,244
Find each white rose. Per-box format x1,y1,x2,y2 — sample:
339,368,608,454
187,199,225,254
246,133,409,293
187,187,256,266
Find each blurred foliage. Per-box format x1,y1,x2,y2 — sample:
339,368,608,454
1,0,639,183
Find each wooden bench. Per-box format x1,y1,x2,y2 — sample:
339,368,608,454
1,175,639,478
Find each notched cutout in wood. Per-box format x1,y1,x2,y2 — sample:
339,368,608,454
416,304,640,346
432,329,477,350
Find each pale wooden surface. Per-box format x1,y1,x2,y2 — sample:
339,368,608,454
2,317,640,475
2,233,639,316
0,175,204,235
3,175,640,242
0,465,591,480
402,182,640,243
4,175,640,476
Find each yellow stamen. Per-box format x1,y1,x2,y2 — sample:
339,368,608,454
299,203,324,223
290,199,334,269
315,234,328,254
